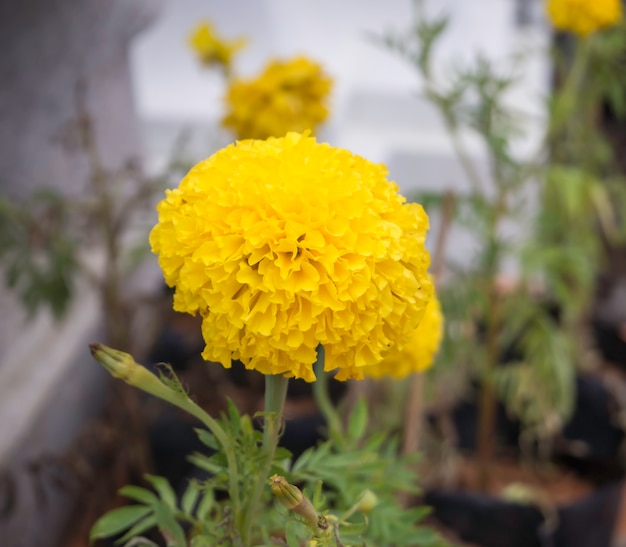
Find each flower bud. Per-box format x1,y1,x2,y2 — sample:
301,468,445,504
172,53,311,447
89,343,134,380
89,343,187,408
269,475,319,528
355,489,378,513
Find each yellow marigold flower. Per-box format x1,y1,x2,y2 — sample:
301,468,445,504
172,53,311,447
222,57,332,140
189,21,246,72
360,286,443,379
546,0,622,36
150,133,432,382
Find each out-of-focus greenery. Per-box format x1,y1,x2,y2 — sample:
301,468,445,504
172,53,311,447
0,189,78,318
0,92,193,347
377,1,626,451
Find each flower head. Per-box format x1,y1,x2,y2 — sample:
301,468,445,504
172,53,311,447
150,133,432,382
546,0,622,36
223,57,332,139
359,286,443,379
189,21,246,72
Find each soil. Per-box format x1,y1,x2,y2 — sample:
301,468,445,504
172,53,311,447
456,457,594,505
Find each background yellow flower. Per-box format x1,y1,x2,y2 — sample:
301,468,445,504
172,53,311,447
359,287,443,380
189,21,246,72
546,0,622,36
150,133,433,382
222,57,332,139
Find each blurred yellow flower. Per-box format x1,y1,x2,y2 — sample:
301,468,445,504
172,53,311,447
546,0,622,36
223,57,332,139
189,21,246,72
360,286,443,379
150,133,432,382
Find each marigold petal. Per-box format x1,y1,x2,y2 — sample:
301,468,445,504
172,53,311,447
222,57,333,139
546,0,621,35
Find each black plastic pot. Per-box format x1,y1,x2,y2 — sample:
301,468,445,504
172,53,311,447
556,375,624,483
425,480,623,547
592,319,626,369
425,489,545,547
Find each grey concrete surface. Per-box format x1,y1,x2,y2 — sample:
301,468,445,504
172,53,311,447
0,1,159,545
0,0,158,199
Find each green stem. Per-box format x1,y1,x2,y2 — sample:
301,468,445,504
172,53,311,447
263,374,290,445
312,345,344,444
446,116,485,197
475,178,508,490
547,36,592,159
240,374,289,545
475,279,500,490
176,399,244,527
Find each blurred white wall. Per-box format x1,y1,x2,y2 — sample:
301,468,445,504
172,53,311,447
131,0,549,151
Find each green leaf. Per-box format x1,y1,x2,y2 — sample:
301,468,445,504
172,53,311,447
156,364,189,398
116,514,158,544
285,521,301,547
195,487,215,521
273,446,293,461
90,505,152,542
240,413,254,436
311,480,325,509
347,397,368,441
194,429,219,451
181,481,201,515
119,485,158,505
226,398,241,434
189,537,214,547
187,453,224,475
144,475,177,509
121,538,160,547
153,500,187,547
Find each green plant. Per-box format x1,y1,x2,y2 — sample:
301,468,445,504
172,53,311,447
89,345,446,547
0,85,192,349
377,0,626,483
0,189,78,318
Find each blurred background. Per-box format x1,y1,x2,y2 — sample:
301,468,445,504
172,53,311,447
3,0,626,546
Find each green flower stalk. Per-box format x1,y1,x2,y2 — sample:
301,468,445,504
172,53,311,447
240,373,289,545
